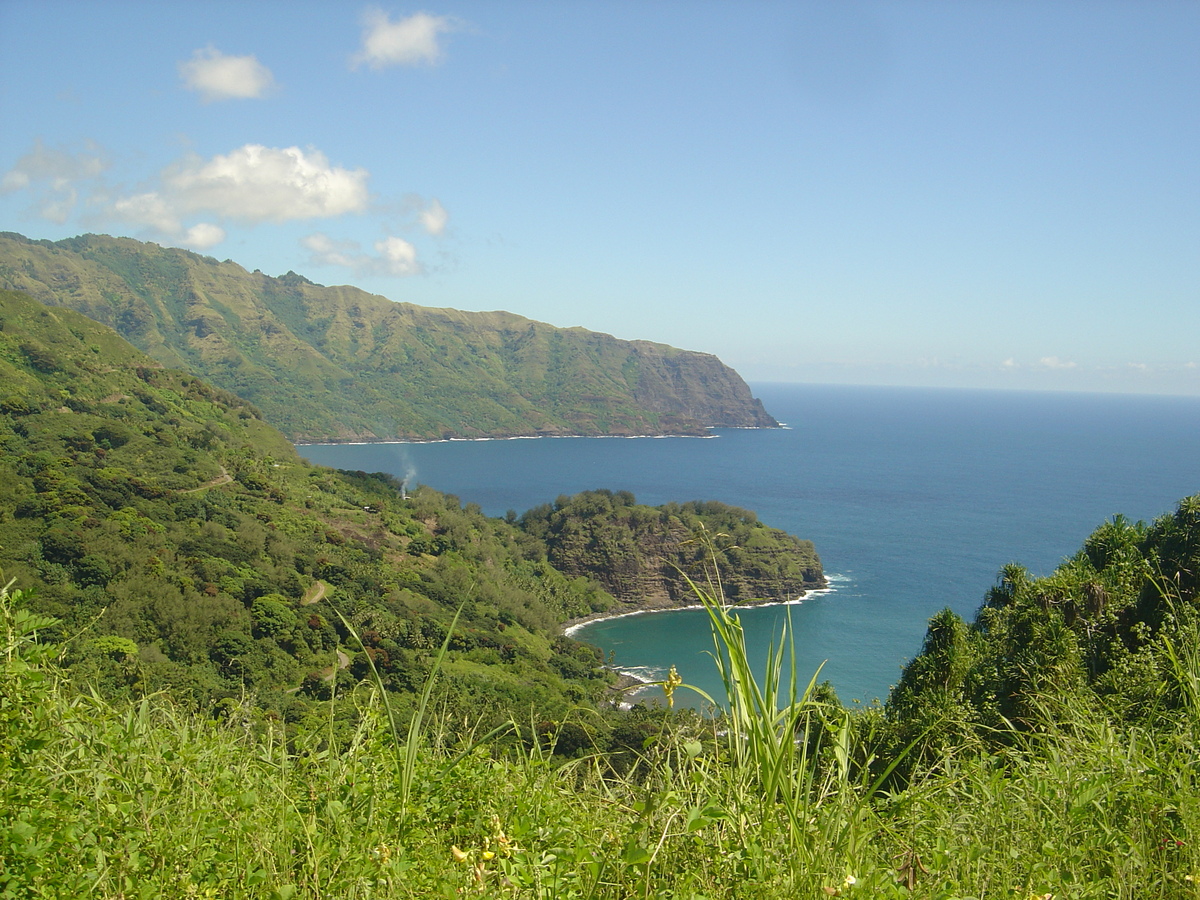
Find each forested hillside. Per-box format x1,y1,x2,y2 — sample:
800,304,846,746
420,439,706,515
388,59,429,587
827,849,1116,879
881,495,1200,775
0,232,778,442
0,289,625,724
0,289,820,732
5,487,1199,896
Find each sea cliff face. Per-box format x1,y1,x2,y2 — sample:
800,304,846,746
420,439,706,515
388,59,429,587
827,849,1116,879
0,232,778,442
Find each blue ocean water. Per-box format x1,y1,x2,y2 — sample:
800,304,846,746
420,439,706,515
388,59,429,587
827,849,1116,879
298,384,1200,707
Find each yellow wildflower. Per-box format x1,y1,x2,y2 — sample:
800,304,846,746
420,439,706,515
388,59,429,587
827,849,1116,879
663,665,683,708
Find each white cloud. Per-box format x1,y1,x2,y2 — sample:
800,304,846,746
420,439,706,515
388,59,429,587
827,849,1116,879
163,145,370,223
108,145,369,251
418,197,448,235
1037,356,1077,370
0,171,29,192
303,231,422,277
352,10,456,69
113,192,181,233
375,235,419,275
1,139,107,223
182,223,227,250
39,181,80,224
180,47,277,101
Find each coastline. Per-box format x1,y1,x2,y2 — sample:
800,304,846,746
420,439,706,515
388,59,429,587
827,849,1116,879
294,430,731,447
562,579,834,638
293,418,792,447
575,581,837,706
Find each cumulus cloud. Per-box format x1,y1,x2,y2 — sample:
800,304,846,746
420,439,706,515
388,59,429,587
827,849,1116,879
1,139,107,223
112,192,182,233
180,47,277,101
418,197,448,235
165,145,369,222
182,223,227,250
105,144,370,252
4,138,432,270
303,232,422,277
302,233,364,269
352,10,456,69
110,145,370,239
374,235,419,274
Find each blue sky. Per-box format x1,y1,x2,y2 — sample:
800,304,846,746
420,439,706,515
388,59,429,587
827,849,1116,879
2,1,1197,394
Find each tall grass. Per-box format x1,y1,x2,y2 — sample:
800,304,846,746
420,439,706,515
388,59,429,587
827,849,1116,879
3,574,1199,897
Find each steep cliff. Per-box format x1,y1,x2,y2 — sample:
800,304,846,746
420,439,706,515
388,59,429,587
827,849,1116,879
0,232,778,442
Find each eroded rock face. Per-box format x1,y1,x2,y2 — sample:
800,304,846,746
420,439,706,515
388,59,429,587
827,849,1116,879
629,343,778,429
0,232,779,442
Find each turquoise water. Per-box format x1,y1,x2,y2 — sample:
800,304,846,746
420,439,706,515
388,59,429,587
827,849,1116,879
298,384,1200,707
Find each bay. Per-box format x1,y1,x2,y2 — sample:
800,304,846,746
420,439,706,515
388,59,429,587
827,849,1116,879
297,384,1200,708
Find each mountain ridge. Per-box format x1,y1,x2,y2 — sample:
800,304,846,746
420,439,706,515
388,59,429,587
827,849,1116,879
0,232,777,442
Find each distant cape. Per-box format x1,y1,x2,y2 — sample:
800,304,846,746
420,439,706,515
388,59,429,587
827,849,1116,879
0,232,778,443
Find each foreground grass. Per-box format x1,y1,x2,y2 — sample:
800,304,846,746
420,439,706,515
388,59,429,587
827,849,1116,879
3,576,1199,899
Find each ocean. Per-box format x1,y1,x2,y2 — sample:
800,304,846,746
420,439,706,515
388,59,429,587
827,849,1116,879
297,383,1200,708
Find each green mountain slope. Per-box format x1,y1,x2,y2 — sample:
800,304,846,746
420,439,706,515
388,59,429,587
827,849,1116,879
0,288,619,720
0,232,778,442
4,287,1198,897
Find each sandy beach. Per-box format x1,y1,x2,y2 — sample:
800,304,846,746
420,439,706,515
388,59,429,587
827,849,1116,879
561,581,831,638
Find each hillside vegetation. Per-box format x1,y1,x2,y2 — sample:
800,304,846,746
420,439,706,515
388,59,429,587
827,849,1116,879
0,289,615,724
0,288,817,733
4,493,1199,897
0,232,777,442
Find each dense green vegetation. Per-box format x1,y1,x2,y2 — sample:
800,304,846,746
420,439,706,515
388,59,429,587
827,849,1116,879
0,288,617,726
521,489,824,608
0,288,815,737
0,232,778,442
4,494,1200,897
882,498,1200,780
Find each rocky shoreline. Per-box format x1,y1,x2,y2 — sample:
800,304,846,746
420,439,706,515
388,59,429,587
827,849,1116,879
561,581,829,636
293,428,747,446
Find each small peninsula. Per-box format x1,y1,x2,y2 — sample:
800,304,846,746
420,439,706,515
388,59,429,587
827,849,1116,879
519,489,826,625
